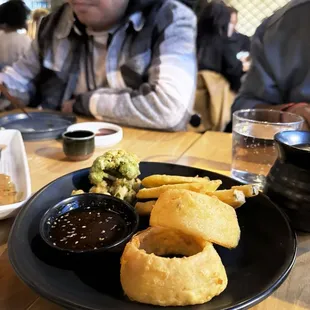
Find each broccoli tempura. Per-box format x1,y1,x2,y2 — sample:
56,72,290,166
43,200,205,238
109,178,141,203
89,150,140,185
89,180,110,195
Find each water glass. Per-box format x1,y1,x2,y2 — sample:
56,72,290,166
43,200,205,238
231,109,304,189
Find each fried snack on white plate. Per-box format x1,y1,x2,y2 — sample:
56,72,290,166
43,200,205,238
121,227,227,306
141,174,210,188
136,181,221,199
150,189,240,249
205,189,245,208
231,184,259,197
135,200,156,216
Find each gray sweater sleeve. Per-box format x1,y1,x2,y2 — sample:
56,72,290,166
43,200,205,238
74,2,197,131
0,38,41,105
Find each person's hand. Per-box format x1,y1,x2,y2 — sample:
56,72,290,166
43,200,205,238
61,99,75,114
0,85,11,111
242,60,251,72
240,55,251,72
240,55,250,63
287,103,310,131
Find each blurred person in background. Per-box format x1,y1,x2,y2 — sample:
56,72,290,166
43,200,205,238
27,8,49,40
0,0,31,70
228,7,251,56
232,0,310,130
0,0,197,131
191,0,242,133
197,0,243,92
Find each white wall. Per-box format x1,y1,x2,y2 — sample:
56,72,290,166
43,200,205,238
225,0,290,36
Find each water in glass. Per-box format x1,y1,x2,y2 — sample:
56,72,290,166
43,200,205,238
231,122,293,189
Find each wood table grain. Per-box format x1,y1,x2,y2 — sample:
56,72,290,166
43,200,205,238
0,124,309,310
26,126,201,193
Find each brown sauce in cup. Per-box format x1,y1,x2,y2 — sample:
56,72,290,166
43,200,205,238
48,208,129,251
96,129,117,136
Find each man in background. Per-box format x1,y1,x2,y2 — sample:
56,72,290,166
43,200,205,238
0,0,197,131
228,7,251,55
232,0,310,130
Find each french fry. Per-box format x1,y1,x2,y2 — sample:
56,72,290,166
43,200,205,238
205,189,246,209
136,181,222,199
231,184,259,197
141,174,210,188
135,200,156,216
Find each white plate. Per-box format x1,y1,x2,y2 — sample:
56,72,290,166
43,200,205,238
66,122,123,148
0,129,31,219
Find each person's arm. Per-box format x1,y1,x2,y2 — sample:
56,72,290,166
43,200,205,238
21,35,32,56
231,19,284,113
241,34,251,52
73,2,197,131
221,38,243,92
0,37,41,105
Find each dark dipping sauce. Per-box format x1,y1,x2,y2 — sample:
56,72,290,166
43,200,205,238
96,128,117,136
48,208,128,251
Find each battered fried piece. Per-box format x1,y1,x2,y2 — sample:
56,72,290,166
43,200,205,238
231,184,259,197
205,189,245,208
141,174,210,188
136,181,221,199
86,151,141,203
150,189,240,249
121,227,227,306
89,149,140,185
109,178,141,203
89,180,109,195
71,189,85,195
135,200,156,216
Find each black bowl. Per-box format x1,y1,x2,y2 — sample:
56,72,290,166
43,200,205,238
39,193,139,254
274,130,310,169
275,130,310,145
265,131,310,231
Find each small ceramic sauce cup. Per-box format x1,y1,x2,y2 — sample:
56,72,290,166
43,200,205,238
62,130,95,161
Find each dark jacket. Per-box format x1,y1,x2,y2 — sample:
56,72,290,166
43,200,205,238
229,32,251,54
197,35,243,92
232,0,310,112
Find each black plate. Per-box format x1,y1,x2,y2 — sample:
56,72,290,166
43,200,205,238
8,162,296,310
0,111,77,140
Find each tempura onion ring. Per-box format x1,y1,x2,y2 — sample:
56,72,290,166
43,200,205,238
150,189,240,248
120,227,228,306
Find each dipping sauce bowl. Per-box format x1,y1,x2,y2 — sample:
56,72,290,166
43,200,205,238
62,130,95,161
39,193,139,254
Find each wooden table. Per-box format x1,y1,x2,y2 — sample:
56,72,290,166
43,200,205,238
0,121,309,310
